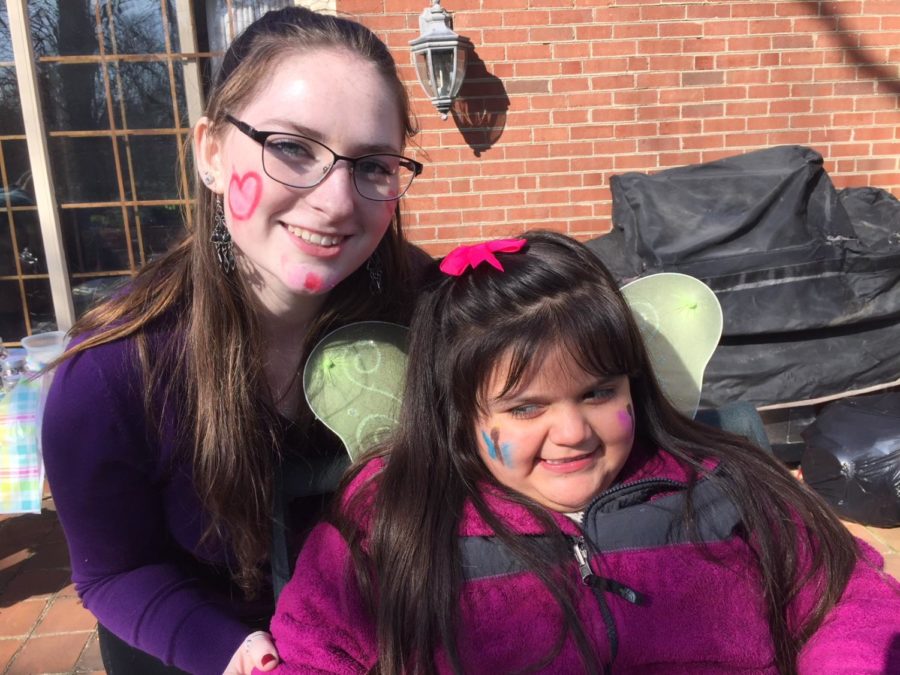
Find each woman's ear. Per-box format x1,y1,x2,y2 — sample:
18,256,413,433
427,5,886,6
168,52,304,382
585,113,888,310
194,116,225,194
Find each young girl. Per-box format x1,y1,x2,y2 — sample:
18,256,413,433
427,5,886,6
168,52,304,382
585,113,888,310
269,231,900,674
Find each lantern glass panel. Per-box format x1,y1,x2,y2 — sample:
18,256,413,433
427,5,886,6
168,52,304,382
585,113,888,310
451,47,468,98
431,48,455,98
413,50,435,98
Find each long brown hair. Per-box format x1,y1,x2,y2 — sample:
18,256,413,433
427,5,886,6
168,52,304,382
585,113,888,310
59,7,418,595
339,231,857,674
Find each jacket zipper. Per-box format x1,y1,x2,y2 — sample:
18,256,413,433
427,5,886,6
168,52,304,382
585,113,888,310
584,476,687,516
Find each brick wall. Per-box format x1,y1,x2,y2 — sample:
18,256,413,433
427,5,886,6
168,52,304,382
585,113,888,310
337,0,900,254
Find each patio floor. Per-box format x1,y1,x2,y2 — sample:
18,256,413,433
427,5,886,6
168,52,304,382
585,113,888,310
1,483,899,675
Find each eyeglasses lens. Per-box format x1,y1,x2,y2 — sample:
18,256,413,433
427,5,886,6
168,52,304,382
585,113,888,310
262,135,415,201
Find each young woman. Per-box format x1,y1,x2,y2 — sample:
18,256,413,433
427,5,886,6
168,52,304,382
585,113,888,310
269,231,900,674
41,7,424,675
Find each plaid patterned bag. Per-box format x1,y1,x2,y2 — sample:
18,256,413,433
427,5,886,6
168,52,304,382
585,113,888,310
0,376,46,514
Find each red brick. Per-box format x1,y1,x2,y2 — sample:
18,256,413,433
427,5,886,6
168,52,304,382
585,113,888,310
702,86,749,101
637,105,680,121
660,119,703,135
681,103,726,118
750,19,793,34
558,123,612,142
549,9,593,24
771,99,812,114
613,23,659,39
853,126,895,140
703,20,750,37
856,157,897,171
732,2,777,18
686,4,731,19
637,73,680,91
514,61,562,77
703,117,753,134
660,22,703,38
637,39,685,55
640,5,687,22
614,122,659,138
658,88,704,104
683,133,727,149
728,36,773,51
748,115,791,131
683,71,726,87
638,136,680,152
529,26,577,42
716,53,761,69
524,158,571,174
728,69,771,85
659,151,704,166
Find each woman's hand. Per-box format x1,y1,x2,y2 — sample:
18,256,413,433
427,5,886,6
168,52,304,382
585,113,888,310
223,631,279,674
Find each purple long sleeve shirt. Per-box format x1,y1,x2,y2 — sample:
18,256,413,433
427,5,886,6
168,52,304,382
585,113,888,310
41,327,342,674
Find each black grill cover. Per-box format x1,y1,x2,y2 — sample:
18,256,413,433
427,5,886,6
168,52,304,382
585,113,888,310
587,145,900,408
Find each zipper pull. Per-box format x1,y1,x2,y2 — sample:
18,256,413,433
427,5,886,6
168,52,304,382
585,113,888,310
573,536,594,584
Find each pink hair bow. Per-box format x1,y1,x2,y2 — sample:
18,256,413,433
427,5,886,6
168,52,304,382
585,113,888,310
439,238,527,276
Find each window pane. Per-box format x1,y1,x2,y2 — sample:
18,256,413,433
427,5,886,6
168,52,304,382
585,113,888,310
38,62,109,132
0,279,26,342
0,67,25,135
126,135,183,200
14,210,47,276
0,4,12,62
1,140,35,208
100,0,176,55
0,210,45,277
61,207,131,274
114,61,176,128
23,278,56,334
137,204,186,260
72,275,128,317
28,2,100,58
49,136,120,203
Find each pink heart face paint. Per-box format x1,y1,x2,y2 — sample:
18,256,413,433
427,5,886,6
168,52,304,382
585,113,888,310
228,170,262,220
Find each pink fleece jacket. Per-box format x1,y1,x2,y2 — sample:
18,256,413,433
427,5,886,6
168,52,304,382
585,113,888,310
266,449,900,673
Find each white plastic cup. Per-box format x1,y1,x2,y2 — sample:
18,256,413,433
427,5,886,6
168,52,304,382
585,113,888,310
21,331,67,371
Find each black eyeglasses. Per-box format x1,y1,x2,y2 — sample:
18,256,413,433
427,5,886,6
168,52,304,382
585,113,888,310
225,115,423,202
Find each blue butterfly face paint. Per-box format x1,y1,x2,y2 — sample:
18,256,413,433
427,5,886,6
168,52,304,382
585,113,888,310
481,427,512,466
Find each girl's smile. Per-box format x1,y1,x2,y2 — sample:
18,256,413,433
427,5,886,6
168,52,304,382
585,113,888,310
475,347,635,513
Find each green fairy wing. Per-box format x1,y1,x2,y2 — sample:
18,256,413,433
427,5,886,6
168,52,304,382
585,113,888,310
621,272,723,418
303,321,409,461
304,274,721,458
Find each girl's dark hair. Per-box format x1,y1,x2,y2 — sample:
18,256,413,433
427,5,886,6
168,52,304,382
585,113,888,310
58,6,418,595
338,230,858,674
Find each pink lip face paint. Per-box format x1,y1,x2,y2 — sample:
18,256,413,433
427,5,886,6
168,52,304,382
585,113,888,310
228,170,262,220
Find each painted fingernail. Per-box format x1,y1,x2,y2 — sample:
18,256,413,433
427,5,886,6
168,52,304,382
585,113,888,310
261,654,276,666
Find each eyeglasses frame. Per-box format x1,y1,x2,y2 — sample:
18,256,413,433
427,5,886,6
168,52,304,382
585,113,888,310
223,114,423,202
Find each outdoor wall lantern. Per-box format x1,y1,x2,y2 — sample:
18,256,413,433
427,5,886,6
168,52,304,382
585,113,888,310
409,0,472,119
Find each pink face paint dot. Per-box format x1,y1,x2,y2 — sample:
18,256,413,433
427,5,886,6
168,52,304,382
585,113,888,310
618,409,634,433
303,272,323,292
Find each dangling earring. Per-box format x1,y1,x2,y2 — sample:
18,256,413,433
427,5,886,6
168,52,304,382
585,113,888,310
211,197,235,273
366,251,383,295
